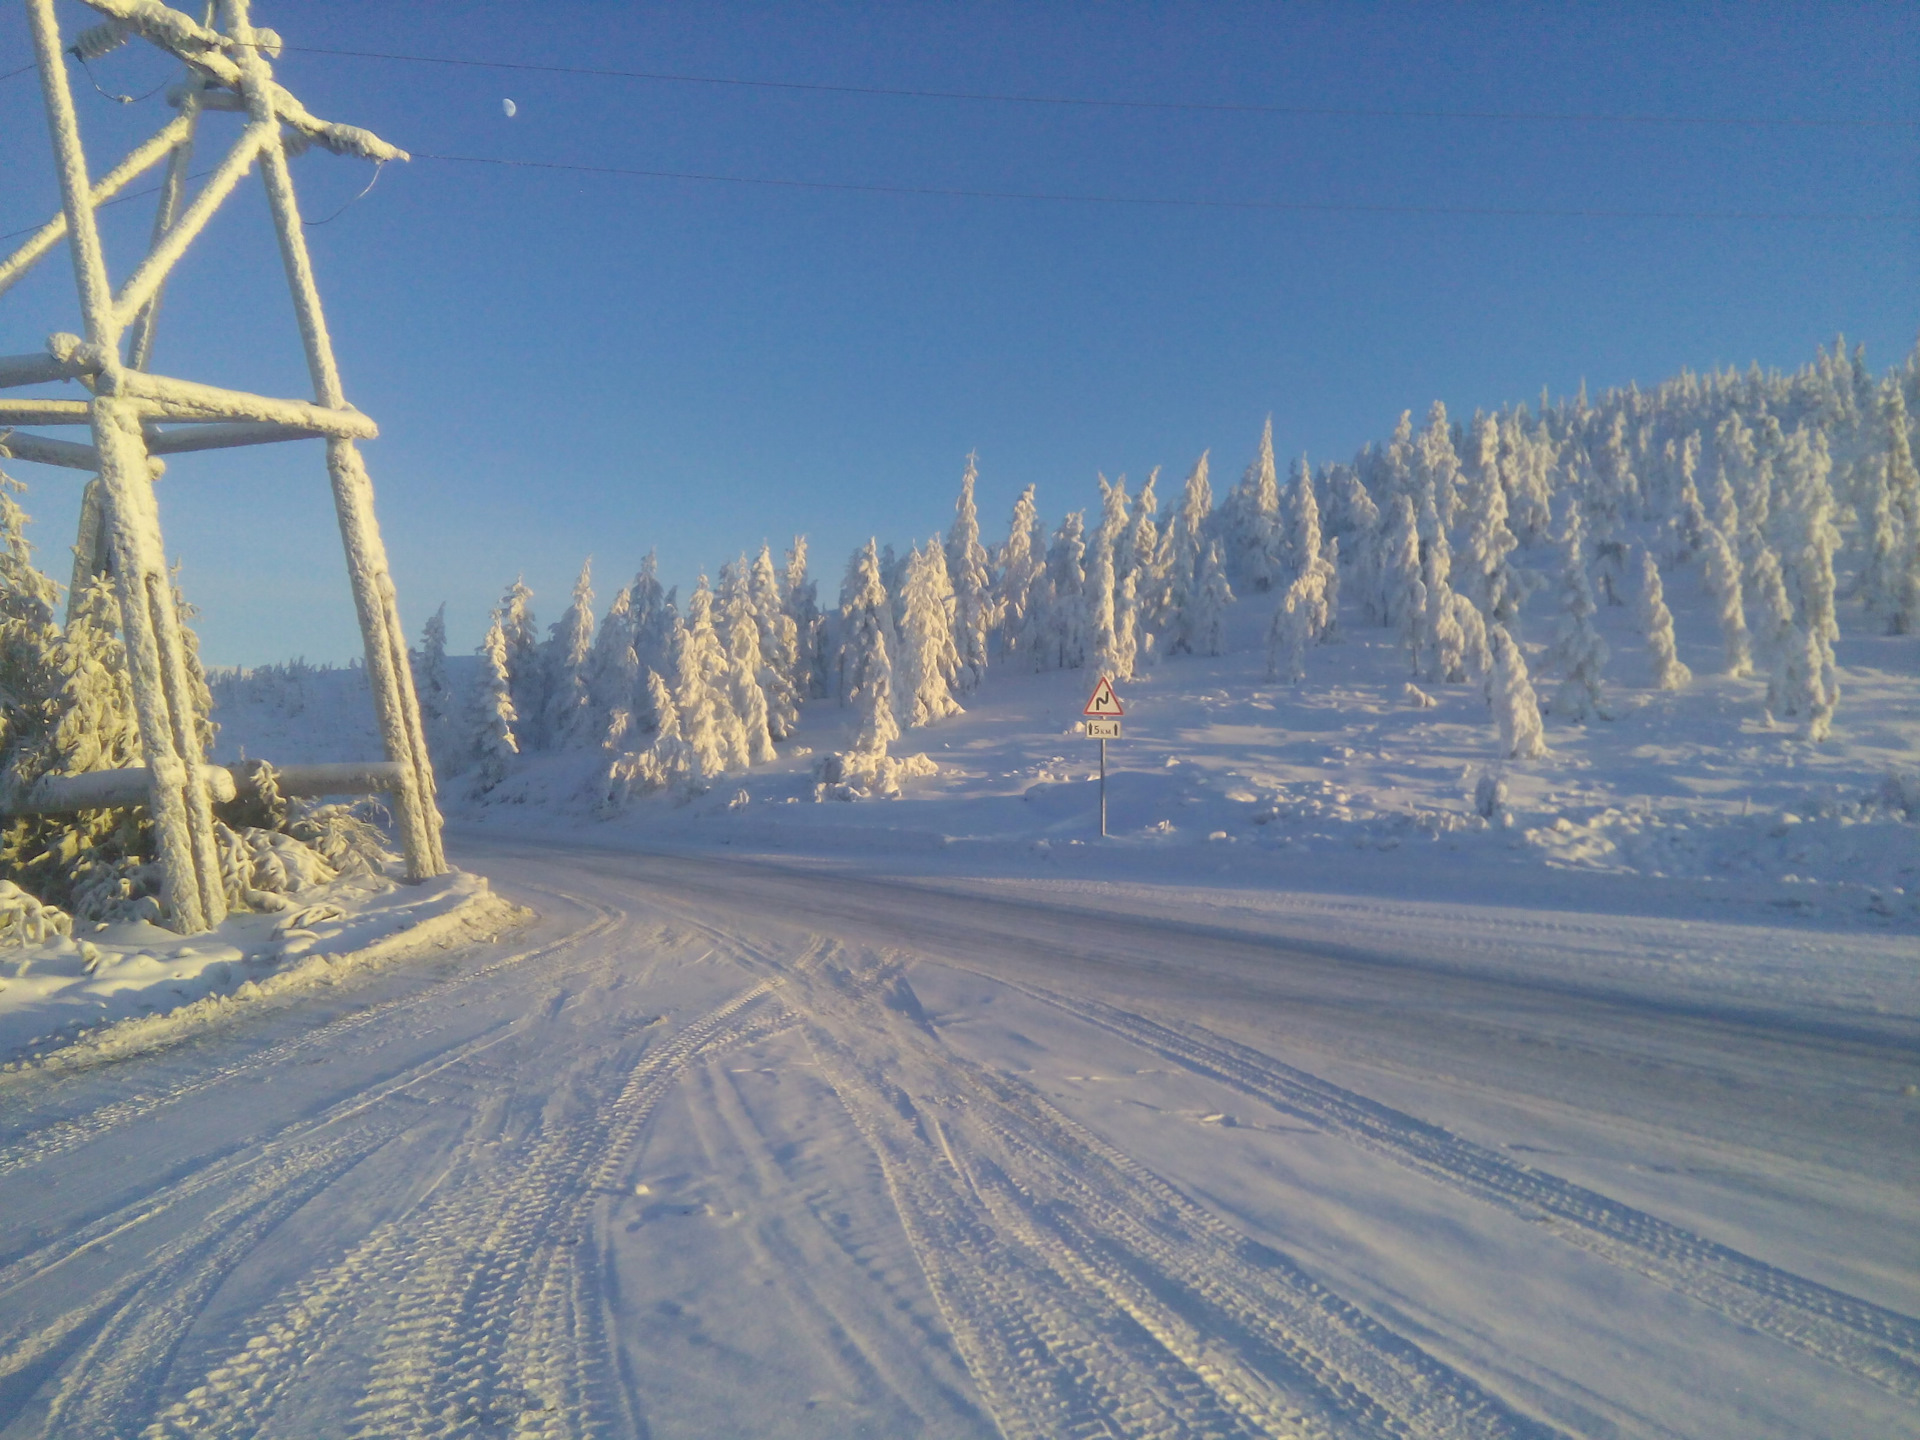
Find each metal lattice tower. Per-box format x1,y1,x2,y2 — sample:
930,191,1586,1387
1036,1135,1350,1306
0,0,445,932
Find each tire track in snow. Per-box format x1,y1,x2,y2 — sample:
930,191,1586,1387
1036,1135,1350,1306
688,920,1564,1440
0,885,624,1182
135,977,792,1440
673,1049,992,1436
0,1009,556,1440
1004,979,1920,1404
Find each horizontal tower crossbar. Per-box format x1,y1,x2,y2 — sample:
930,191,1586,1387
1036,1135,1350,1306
7,759,408,816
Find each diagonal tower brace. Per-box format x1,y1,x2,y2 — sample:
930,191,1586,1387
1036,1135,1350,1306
2,0,444,932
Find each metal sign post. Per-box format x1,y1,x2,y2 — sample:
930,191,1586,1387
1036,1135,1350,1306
1083,677,1124,838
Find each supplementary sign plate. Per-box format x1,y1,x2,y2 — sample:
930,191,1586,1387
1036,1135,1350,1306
1084,676,1125,716
1086,718,1121,739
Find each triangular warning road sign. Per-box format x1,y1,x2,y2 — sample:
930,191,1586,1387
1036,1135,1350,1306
1083,676,1125,716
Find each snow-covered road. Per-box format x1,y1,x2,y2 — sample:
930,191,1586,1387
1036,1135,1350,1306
0,839,1914,1438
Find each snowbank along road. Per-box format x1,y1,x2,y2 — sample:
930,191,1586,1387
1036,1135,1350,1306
0,836,1914,1438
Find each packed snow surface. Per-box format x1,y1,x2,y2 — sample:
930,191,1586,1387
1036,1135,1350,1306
0,836,1912,1438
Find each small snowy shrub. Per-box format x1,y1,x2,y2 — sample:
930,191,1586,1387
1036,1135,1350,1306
283,799,396,876
1473,772,1511,826
812,747,937,802
68,855,164,925
0,879,72,945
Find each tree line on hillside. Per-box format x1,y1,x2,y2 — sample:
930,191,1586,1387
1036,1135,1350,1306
413,335,1917,807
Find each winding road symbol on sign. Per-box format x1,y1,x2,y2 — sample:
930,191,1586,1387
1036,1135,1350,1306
1083,676,1124,717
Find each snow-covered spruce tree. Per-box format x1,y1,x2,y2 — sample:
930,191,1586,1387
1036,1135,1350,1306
1122,467,1165,635
1267,562,1333,683
1451,589,1491,684
1115,569,1143,677
1039,512,1089,671
171,578,218,761
1774,426,1841,739
898,541,964,727
1280,453,1321,590
849,596,900,756
1379,494,1423,642
1711,463,1740,541
496,576,542,736
628,552,670,681
1378,410,1417,509
879,543,908,626
813,551,938,800
585,582,641,750
47,574,141,779
1867,379,1920,633
466,612,519,796
1543,508,1610,722
945,454,994,693
783,537,829,701
1501,406,1558,545
1417,493,1468,684
1091,475,1134,671
1089,531,1142,683
659,613,725,791
1486,623,1547,759
725,595,778,767
1699,519,1754,676
540,559,595,750
1461,414,1525,625
602,669,690,807
683,577,751,775
1667,432,1711,565
1095,473,1132,577
1225,419,1283,591
1332,470,1384,625
1189,540,1234,657
412,603,458,767
1400,576,1429,675
1267,459,1337,681
836,540,896,710
1160,453,1214,655
750,545,802,741
995,485,1046,663
1751,548,1798,720
2,561,140,913
1322,535,1343,639
1414,401,1465,530
1634,548,1692,690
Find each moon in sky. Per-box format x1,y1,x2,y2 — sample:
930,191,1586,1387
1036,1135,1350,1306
502,98,517,118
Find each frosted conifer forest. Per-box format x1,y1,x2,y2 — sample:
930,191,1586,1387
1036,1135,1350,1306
2,333,1917,1438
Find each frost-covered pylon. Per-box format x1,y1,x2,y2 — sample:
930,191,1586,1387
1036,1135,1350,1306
0,0,444,932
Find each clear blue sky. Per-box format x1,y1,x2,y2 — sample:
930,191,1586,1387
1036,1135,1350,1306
2,0,1915,666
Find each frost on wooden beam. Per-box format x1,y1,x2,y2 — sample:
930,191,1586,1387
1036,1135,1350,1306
0,400,92,426
0,353,98,390
0,430,101,472
76,0,408,164
145,420,334,454
36,340,379,437
8,759,408,816
0,116,192,302
122,374,377,437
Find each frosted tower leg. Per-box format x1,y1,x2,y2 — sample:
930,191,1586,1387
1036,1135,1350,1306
29,0,226,931
226,0,444,877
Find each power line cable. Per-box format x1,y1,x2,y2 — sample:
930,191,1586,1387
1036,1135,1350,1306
5,154,1909,243
412,152,1918,224
283,44,1918,132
